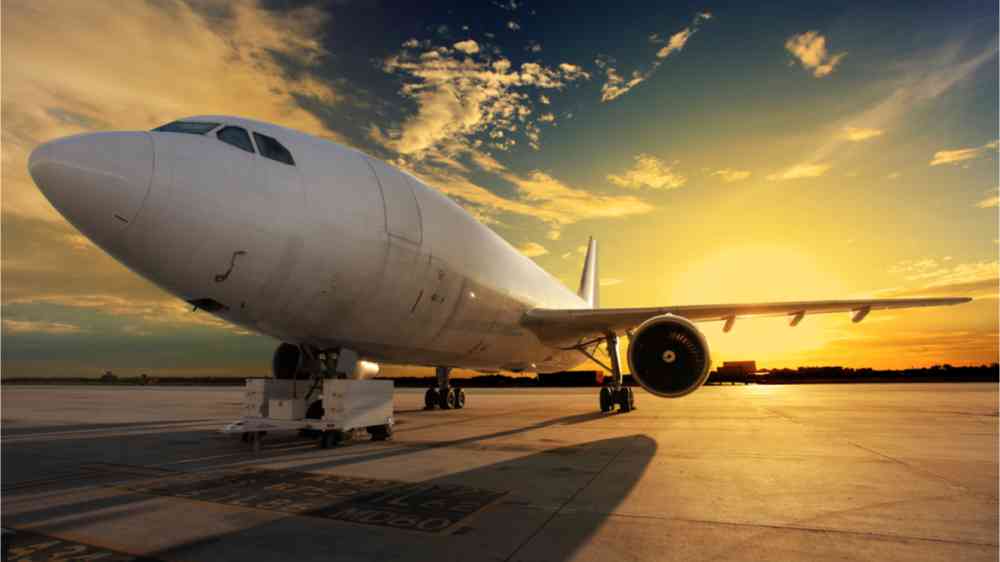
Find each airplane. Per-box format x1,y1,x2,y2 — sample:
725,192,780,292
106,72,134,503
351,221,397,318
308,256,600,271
28,115,972,414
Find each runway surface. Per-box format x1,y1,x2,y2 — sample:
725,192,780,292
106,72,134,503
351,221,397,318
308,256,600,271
2,383,997,561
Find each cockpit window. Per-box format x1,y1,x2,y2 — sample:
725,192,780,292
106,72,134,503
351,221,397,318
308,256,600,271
253,132,295,166
152,121,220,135
216,126,255,154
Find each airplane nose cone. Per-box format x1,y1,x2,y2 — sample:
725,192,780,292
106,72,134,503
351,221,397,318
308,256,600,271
29,132,154,241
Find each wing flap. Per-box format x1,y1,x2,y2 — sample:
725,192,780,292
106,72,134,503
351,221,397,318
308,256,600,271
523,297,971,346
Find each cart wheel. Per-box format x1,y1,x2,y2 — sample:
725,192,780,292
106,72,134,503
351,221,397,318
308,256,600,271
368,424,393,441
320,430,344,449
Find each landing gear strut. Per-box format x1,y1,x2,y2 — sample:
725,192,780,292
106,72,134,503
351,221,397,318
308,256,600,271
599,333,635,413
424,366,466,410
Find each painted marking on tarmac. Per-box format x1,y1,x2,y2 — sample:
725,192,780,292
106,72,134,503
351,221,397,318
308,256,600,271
4,529,159,561
119,467,506,533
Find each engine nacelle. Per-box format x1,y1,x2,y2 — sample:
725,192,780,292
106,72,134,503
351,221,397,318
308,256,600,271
627,314,712,398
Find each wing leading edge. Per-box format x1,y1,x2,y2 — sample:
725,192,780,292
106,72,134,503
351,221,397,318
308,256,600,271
523,297,972,346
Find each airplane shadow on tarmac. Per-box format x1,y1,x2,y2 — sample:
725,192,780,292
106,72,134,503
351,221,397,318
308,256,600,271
3,412,657,562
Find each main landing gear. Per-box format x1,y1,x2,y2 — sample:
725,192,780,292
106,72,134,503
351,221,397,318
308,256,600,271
424,366,466,410
595,332,635,413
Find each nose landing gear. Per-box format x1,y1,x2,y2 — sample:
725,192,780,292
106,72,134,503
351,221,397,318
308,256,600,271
424,366,466,410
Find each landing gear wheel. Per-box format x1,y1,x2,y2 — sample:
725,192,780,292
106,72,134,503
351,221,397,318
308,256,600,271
455,388,466,409
368,424,393,441
617,387,635,413
599,386,613,412
439,387,457,410
320,430,344,449
424,387,439,410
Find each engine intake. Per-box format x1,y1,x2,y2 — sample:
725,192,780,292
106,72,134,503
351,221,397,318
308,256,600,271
627,314,711,398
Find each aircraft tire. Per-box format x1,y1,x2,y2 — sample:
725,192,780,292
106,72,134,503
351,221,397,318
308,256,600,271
439,387,456,410
599,386,613,412
618,388,632,413
424,388,439,410
455,388,466,409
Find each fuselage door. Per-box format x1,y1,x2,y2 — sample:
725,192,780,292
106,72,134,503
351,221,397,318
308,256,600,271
366,158,422,245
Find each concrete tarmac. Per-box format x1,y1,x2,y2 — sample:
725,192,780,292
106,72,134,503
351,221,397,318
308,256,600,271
2,383,997,561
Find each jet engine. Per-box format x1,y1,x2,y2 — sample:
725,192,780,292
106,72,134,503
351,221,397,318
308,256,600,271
627,314,711,398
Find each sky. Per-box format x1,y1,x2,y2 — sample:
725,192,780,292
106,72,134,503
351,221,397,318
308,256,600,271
2,0,998,378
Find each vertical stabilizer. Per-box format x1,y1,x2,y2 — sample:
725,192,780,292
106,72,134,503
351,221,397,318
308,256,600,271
577,237,598,309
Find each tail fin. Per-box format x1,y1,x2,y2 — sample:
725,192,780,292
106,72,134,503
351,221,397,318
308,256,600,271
577,237,598,308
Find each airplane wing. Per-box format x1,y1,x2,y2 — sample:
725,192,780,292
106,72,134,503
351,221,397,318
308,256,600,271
522,297,972,346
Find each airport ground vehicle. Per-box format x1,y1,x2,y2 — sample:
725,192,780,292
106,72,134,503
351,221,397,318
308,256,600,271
222,378,393,449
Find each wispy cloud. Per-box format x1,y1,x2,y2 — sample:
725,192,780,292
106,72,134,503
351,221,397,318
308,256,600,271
766,163,830,181
598,11,712,102
518,242,548,257
607,154,686,189
930,139,999,166
404,160,654,239
2,319,83,335
711,169,752,183
785,31,846,78
884,258,998,300
842,126,884,141
976,187,999,208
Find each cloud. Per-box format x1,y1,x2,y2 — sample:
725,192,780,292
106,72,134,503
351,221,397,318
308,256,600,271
843,126,884,141
976,188,1000,208
785,31,846,78
3,319,83,335
807,40,998,165
598,11,712,102
930,140,999,166
656,28,694,59
453,39,480,54
518,242,548,257
402,159,654,239
887,171,901,180
766,162,831,181
884,258,999,300
600,278,623,287
607,154,686,189
711,169,752,183
375,39,589,157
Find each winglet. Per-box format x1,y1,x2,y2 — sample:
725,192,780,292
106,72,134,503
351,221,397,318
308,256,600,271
578,237,598,309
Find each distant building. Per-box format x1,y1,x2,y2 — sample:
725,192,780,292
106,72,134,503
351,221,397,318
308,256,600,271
718,361,757,376
100,371,117,383
710,361,757,385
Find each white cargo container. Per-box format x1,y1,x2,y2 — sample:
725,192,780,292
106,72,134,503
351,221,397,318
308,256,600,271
223,378,394,448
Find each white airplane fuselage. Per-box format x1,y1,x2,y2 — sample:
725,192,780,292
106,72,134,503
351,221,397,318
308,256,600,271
29,116,586,373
